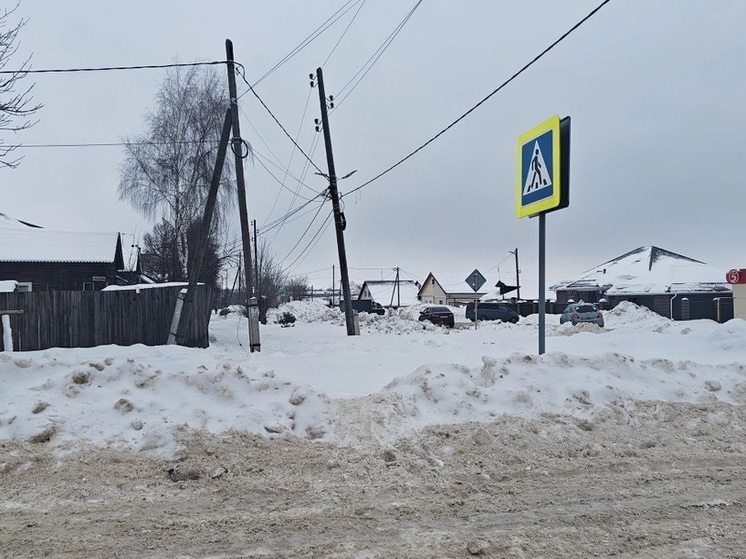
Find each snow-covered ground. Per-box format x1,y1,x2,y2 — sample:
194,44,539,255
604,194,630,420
2,300,745,458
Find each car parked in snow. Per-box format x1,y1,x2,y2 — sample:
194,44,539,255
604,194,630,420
418,306,455,328
559,302,604,327
465,301,520,323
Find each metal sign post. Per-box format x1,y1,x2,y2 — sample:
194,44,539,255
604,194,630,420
466,269,486,330
516,115,571,355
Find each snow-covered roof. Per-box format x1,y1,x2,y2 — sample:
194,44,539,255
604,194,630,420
550,246,731,296
0,212,42,229
0,222,122,264
102,282,192,292
0,280,17,292
361,280,420,307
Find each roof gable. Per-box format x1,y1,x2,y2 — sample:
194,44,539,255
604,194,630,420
551,246,729,295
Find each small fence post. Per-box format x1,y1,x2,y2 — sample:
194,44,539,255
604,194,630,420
0,310,24,352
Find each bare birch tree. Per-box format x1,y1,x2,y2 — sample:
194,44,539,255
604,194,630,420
285,275,309,301
118,64,233,279
0,3,41,168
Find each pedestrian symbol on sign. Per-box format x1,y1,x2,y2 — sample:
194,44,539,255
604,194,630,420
526,143,551,192
522,138,553,198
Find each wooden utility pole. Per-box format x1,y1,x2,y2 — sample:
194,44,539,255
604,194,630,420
389,267,401,307
225,39,260,351
511,248,521,300
168,109,232,345
315,67,356,335
252,219,259,289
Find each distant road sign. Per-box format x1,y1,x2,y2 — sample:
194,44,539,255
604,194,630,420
466,269,486,292
516,115,570,218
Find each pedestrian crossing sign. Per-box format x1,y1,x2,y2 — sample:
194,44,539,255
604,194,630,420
516,115,569,218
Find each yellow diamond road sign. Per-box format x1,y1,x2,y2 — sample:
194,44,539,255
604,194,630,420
516,115,562,218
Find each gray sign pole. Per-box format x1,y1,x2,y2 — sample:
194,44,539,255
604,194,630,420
538,213,546,354
474,272,479,330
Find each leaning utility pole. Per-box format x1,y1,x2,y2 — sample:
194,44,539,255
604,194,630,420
167,109,233,346
510,247,521,300
314,67,356,335
225,39,260,351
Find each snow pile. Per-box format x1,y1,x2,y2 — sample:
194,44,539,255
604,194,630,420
268,300,344,324
0,349,334,457
2,299,746,456
334,351,746,446
606,300,672,331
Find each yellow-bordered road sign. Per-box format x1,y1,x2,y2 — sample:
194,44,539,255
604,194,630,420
516,115,564,218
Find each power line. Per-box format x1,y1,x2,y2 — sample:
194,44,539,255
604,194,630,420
294,265,334,277
253,152,318,201
17,140,199,149
235,63,324,175
276,201,328,266
282,210,334,274
250,0,362,88
321,0,368,68
256,194,325,236
341,0,613,199
253,149,319,195
333,0,423,109
0,60,228,75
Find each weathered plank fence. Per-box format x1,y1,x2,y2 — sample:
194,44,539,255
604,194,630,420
0,285,212,352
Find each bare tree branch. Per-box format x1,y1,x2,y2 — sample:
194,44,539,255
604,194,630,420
0,3,42,169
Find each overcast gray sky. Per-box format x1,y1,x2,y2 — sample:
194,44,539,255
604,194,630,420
4,0,746,289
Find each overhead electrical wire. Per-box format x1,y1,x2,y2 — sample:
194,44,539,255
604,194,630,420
253,148,319,195
259,197,326,236
267,130,324,245
276,201,328,266
235,63,324,175
255,194,325,236
249,0,362,88
19,140,200,149
321,0,368,68
281,210,334,274
341,0,613,200
0,60,228,75
253,153,317,202
294,265,334,277
333,0,423,110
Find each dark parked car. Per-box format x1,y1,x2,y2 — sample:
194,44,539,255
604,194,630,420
418,306,455,328
465,301,519,323
339,299,386,316
559,302,604,327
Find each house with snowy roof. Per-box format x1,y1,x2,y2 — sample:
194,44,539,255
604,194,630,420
0,213,139,291
417,272,487,306
358,279,421,308
550,246,731,320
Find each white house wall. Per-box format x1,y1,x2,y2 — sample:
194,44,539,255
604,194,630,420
734,284,746,319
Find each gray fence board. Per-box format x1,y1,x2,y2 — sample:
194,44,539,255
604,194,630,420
0,285,211,351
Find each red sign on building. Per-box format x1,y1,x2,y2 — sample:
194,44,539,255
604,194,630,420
726,269,746,284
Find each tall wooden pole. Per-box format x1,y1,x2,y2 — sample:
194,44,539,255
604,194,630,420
226,39,260,351
315,67,356,335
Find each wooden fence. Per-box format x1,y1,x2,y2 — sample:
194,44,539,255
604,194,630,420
0,285,212,352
